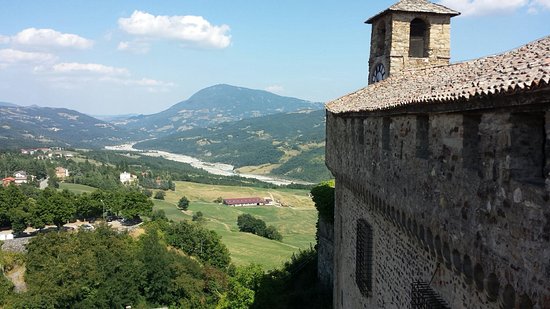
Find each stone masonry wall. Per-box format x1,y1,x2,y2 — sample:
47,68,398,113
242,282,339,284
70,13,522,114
325,97,550,308
368,12,452,83
317,218,334,290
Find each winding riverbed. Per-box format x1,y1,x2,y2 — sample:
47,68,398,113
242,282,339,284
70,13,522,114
105,143,312,186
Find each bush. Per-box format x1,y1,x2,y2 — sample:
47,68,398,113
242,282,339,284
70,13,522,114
154,191,165,200
178,196,190,211
192,211,204,223
237,214,282,241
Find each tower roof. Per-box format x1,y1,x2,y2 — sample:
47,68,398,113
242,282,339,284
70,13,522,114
366,0,460,24
326,36,550,114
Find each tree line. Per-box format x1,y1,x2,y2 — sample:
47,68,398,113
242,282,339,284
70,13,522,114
237,214,283,241
0,184,152,233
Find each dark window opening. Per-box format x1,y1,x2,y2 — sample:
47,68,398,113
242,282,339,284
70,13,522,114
411,282,450,309
382,117,391,151
357,118,365,146
356,219,373,297
510,112,545,185
463,114,481,172
375,22,386,57
409,18,428,58
416,115,429,159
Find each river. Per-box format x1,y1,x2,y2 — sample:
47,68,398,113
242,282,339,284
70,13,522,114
104,143,312,186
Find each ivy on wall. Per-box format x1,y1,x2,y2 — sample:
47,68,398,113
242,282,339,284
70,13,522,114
310,180,335,223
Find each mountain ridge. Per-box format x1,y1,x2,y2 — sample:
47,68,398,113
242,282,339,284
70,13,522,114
114,84,323,137
0,105,142,149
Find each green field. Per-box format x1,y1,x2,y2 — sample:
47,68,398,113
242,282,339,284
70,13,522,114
153,181,318,269
59,183,96,194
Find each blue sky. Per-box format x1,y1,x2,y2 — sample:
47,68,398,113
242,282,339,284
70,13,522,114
0,0,548,115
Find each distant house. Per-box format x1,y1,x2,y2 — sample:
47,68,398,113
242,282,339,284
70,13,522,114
223,197,265,207
2,177,15,187
55,167,69,180
13,171,27,184
120,172,137,184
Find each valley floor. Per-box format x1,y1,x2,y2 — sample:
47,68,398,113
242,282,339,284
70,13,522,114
154,181,317,269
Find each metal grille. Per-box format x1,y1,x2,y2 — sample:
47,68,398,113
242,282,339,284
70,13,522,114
411,282,450,309
356,219,373,296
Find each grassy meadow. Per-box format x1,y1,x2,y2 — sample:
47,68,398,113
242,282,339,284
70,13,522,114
59,183,96,194
60,180,318,269
155,181,318,269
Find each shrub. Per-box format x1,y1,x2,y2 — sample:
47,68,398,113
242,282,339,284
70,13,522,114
154,191,165,200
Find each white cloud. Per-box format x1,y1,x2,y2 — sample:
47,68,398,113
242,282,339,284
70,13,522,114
0,49,56,64
118,11,231,49
100,76,174,88
534,0,550,8
438,0,529,16
529,0,550,12
117,40,151,54
51,62,129,75
0,35,9,44
265,85,284,94
12,28,93,49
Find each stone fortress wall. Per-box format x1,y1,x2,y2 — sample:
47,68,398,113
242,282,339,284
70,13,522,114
325,92,550,308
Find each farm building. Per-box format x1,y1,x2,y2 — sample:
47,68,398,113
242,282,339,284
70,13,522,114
223,197,266,206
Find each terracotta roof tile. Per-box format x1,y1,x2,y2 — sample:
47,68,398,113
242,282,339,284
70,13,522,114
326,36,550,114
366,0,460,23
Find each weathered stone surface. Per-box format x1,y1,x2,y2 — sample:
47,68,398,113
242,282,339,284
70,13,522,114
326,104,550,308
317,218,334,289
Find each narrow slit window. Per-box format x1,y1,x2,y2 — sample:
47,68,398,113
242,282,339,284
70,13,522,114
356,219,373,297
357,119,364,146
510,112,545,185
382,117,391,151
463,114,481,171
416,115,429,159
375,23,386,57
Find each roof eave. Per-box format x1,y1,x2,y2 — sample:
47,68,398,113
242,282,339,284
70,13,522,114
365,9,460,24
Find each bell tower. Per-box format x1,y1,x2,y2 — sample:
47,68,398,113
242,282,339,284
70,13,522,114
366,0,460,84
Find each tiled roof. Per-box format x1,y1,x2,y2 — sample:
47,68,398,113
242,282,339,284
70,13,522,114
326,36,550,114
366,0,460,23
223,197,265,205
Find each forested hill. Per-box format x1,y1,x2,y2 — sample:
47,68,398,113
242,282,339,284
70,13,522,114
0,105,143,149
134,109,331,183
114,84,323,137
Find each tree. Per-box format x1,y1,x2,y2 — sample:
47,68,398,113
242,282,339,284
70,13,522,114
218,264,264,309
237,214,281,241
214,197,223,203
192,211,204,223
154,191,165,200
120,190,153,219
142,189,153,198
263,225,283,241
166,221,231,269
139,230,171,305
177,196,190,211
37,189,76,227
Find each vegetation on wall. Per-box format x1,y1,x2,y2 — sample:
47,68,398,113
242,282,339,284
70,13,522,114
310,180,335,223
